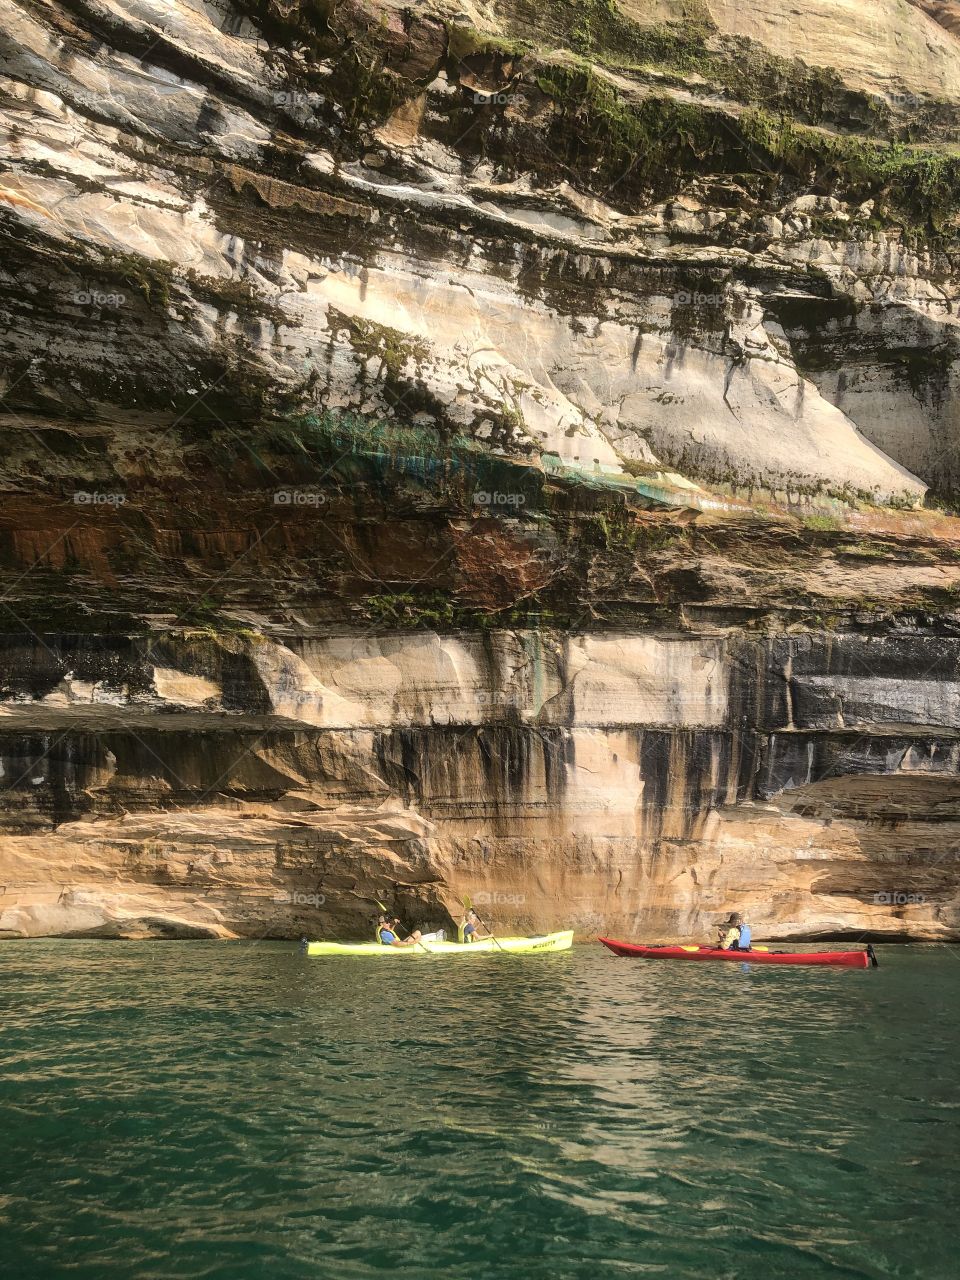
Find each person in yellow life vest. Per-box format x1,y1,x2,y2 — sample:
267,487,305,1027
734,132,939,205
716,912,752,951
458,908,490,944
375,914,423,947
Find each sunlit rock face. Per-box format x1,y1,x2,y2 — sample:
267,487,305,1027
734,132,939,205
4,0,959,501
2,1,960,940
1,629,958,941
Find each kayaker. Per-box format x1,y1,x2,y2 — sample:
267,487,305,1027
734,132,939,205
458,908,489,944
716,913,752,951
376,914,423,948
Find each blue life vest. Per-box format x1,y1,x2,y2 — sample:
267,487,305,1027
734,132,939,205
738,924,752,950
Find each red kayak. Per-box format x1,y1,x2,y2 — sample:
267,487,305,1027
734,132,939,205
598,938,877,968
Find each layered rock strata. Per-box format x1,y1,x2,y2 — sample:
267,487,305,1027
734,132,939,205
2,1,960,939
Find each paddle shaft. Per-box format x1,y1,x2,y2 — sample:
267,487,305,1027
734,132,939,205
462,896,507,953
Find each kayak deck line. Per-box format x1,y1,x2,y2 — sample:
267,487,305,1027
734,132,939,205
598,938,877,968
305,930,574,957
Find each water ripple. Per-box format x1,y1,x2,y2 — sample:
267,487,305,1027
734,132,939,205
1,942,957,1279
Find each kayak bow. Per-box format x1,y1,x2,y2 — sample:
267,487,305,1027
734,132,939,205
598,938,877,968
306,930,574,957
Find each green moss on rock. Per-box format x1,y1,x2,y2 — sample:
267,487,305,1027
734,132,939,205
97,252,175,310
446,22,530,64
331,311,430,380
530,66,960,233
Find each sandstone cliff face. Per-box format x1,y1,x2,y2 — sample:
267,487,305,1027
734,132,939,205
2,625,960,941
2,1,960,940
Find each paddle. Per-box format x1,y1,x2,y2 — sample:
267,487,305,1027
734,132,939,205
691,943,770,953
374,896,430,954
461,894,508,953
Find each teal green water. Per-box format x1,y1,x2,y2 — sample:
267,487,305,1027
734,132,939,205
1,943,957,1280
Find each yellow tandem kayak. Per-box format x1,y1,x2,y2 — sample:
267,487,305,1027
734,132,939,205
305,931,574,957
